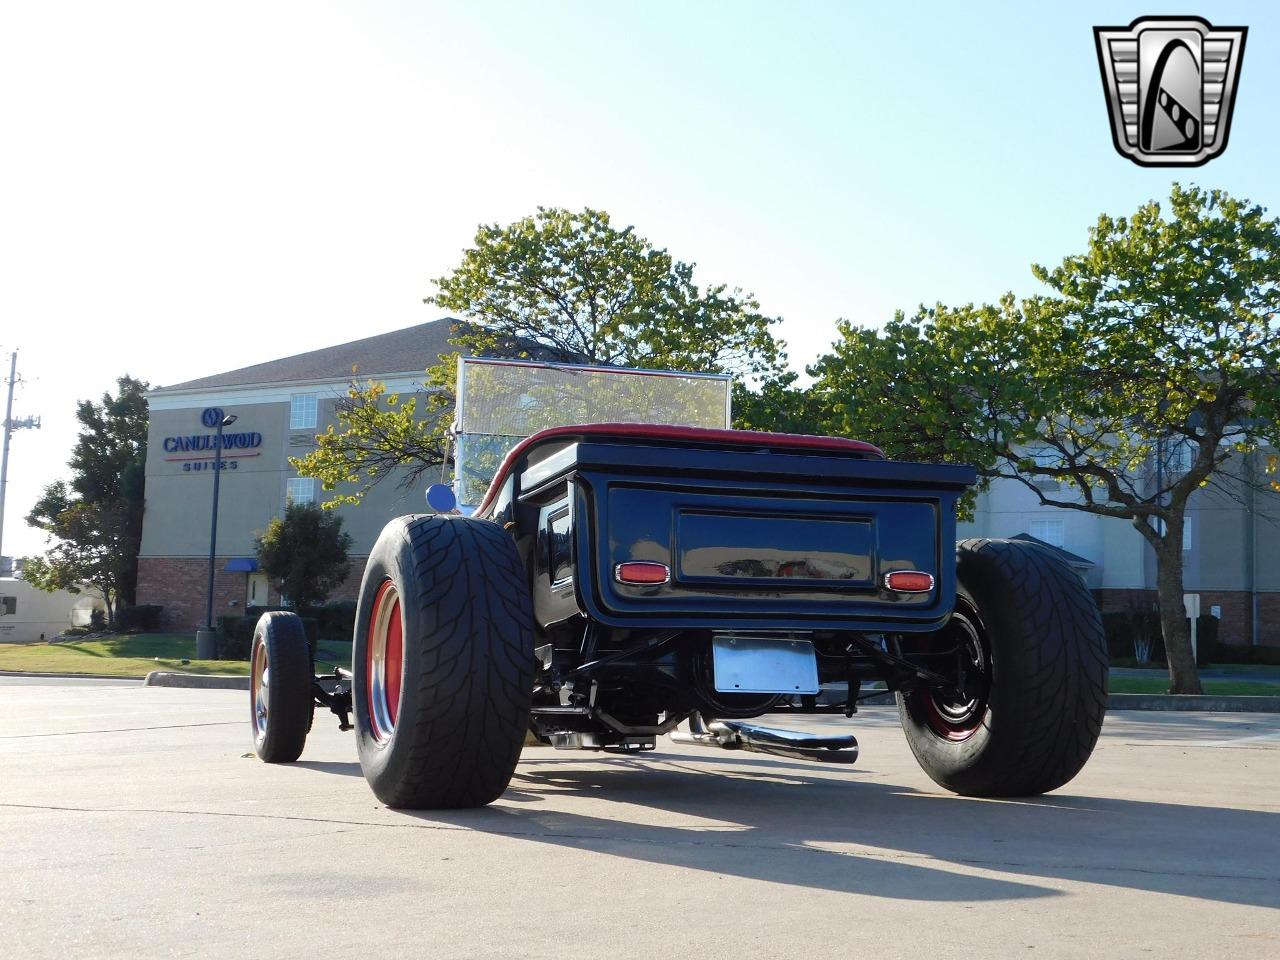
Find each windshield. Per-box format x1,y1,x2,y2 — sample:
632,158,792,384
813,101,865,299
454,357,732,506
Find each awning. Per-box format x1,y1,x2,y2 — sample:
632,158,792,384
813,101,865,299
224,558,259,572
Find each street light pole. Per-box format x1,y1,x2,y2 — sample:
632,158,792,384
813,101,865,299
196,413,237,659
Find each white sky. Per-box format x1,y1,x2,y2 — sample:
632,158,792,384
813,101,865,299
2,1,1275,559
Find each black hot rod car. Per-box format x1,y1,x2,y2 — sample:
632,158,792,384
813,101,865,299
249,358,1107,808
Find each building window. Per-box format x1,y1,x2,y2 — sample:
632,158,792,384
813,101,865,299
290,393,318,429
1030,517,1065,549
1029,448,1061,491
1163,439,1193,474
1183,513,1196,554
1030,448,1059,469
286,477,315,505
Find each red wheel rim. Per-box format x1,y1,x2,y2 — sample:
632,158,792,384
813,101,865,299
917,605,990,742
366,579,404,742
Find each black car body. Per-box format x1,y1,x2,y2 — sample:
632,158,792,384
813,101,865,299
473,423,976,751
251,359,1108,809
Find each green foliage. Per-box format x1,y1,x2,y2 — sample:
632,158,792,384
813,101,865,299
291,363,456,507
295,208,794,505
810,185,1280,694
255,502,353,612
307,600,357,641
431,207,786,380
115,604,163,633
23,376,150,624
813,186,1280,508
731,371,822,434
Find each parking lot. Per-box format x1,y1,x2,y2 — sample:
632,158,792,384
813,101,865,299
1,677,1277,959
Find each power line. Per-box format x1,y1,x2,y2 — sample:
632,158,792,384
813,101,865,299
0,350,43,574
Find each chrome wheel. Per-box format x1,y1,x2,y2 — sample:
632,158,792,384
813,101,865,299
366,579,404,743
252,637,270,739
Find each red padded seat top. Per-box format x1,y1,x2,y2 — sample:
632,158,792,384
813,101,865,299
474,423,884,514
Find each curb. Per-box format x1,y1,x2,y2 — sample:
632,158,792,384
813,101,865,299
1107,693,1280,713
143,671,249,690
0,670,142,682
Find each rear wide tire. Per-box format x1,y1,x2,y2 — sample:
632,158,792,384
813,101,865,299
353,515,536,809
898,538,1108,797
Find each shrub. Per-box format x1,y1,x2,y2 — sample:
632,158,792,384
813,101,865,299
116,604,163,633
304,600,357,642
1102,610,1163,663
219,608,319,660
1200,640,1280,667
256,503,352,611
1102,611,1220,666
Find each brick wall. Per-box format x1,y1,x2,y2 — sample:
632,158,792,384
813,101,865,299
138,556,369,632
1094,587,1280,647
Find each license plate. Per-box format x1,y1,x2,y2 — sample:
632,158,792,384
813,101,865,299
712,636,820,695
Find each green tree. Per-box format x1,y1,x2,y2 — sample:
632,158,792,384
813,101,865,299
294,207,791,505
295,364,456,507
432,207,785,379
23,376,149,627
810,185,1280,695
256,502,353,611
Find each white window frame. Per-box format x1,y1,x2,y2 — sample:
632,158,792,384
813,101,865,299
286,477,315,505
1030,517,1066,549
290,393,318,430
1029,448,1062,491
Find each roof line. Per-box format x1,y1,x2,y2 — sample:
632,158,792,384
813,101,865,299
148,370,439,398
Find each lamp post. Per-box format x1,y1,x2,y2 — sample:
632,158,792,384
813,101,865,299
196,413,237,659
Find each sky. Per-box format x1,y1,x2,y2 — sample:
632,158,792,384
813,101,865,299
1,0,1277,559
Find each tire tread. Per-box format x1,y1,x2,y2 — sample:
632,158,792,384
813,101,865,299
899,538,1108,796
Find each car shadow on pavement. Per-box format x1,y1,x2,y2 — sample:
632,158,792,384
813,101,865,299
381,750,1280,908
293,760,365,777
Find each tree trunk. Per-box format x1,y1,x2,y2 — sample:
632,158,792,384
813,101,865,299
1152,536,1202,695
101,585,116,632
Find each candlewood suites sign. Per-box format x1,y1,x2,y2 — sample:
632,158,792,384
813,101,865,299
163,407,263,472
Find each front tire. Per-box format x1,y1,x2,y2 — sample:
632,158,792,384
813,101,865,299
250,612,313,763
353,515,536,809
897,538,1108,797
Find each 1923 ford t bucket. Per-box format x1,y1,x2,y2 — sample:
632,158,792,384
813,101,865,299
249,357,1108,808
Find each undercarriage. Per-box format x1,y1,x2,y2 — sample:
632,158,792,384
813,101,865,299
518,614,990,762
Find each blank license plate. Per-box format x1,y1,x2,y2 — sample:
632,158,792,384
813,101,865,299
712,636,820,695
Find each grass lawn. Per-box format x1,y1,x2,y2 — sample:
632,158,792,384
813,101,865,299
1109,676,1280,697
315,640,352,669
5,635,1274,694
0,633,350,678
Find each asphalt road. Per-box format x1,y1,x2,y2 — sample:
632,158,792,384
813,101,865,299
1,678,1277,960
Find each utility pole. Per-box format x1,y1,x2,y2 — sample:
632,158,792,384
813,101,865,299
0,350,42,572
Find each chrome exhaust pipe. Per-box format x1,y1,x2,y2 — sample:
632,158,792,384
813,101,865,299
670,713,858,764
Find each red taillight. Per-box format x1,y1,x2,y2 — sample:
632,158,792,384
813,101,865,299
615,561,670,585
883,570,935,593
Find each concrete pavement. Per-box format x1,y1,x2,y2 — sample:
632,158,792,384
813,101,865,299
1,677,1277,959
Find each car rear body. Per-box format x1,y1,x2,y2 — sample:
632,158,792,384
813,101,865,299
476,425,975,634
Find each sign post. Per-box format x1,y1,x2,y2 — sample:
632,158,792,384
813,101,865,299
197,411,237,660
1183,593,1201,664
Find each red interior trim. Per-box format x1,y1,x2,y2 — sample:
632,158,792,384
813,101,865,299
474,423,884,514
